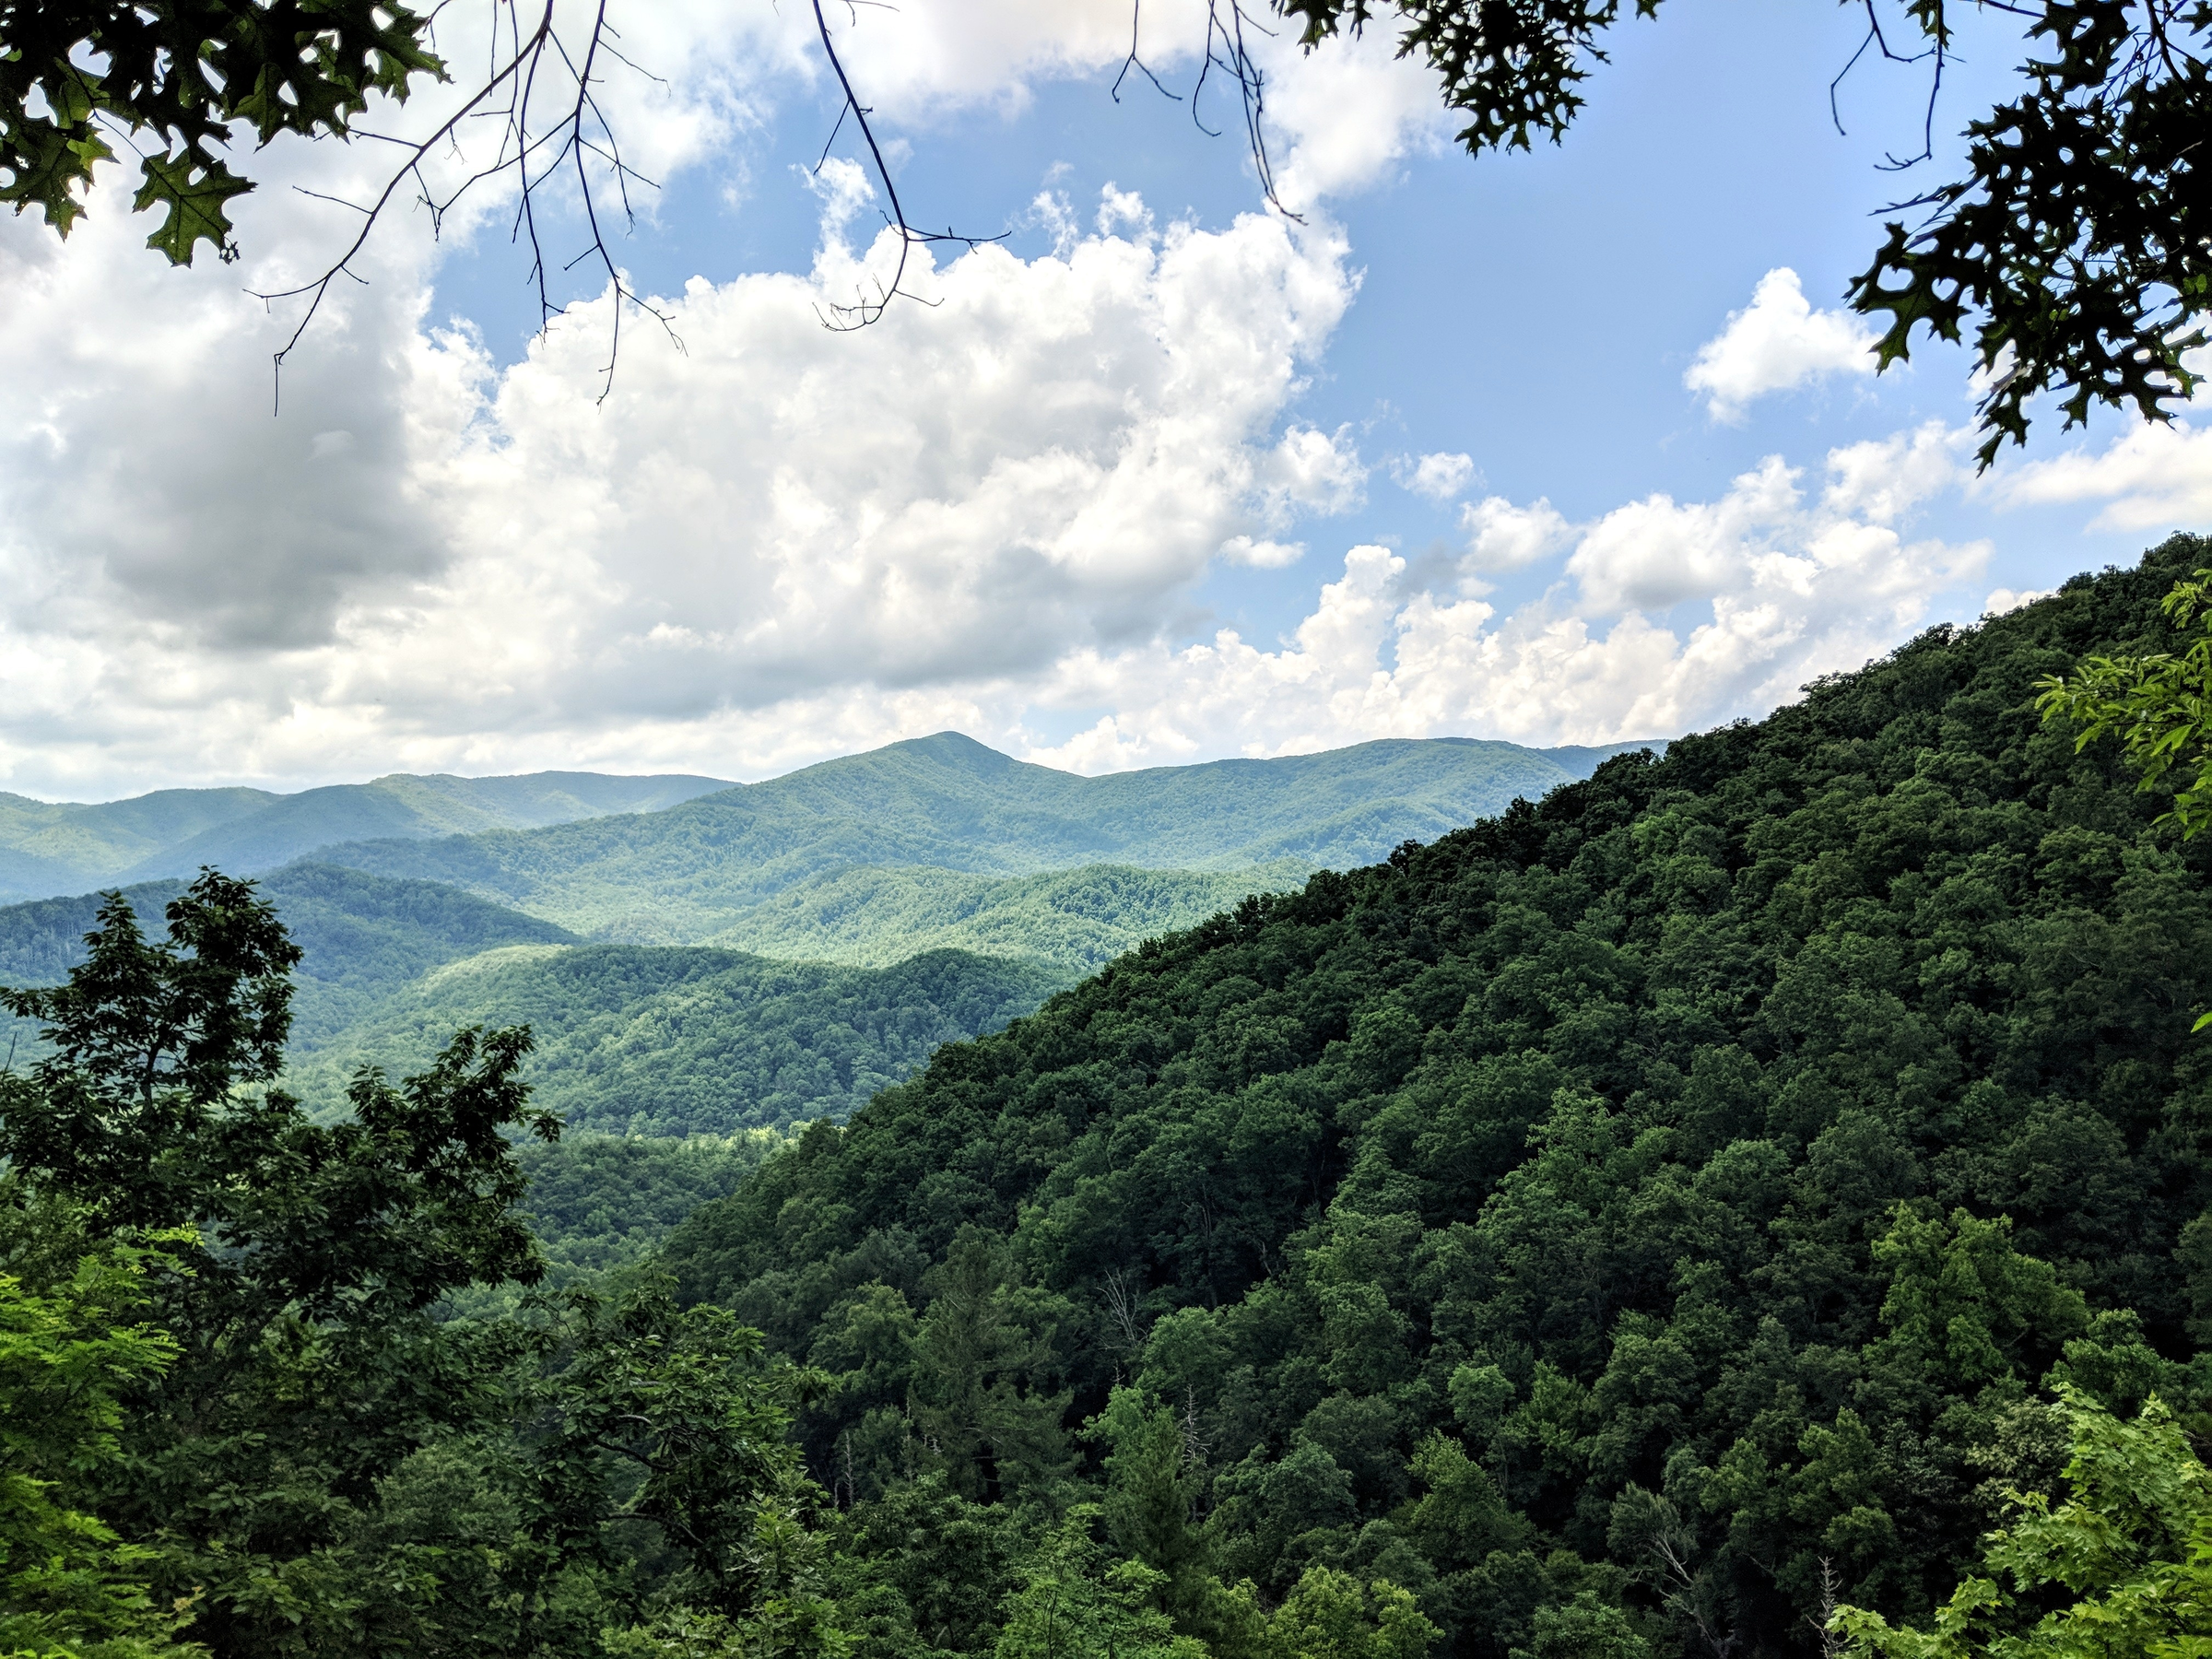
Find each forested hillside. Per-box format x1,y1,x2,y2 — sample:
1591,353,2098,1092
658,535,2212,1659
708,861,1312,974
283,942,1062,1133
0,867,1059,1132
315,736,1653,941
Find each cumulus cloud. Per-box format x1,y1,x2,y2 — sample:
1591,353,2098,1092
1461,496,1574,574
0,2,2031,802
1021,440,1990,769
1685,267,1880,421
1394,452,1476,501
0,157,1367,793
1994,418,2212,532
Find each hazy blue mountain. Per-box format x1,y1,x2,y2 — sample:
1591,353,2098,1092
0,771,733,900
0,786,276,900
0,864,580,1048
313,733,1663,940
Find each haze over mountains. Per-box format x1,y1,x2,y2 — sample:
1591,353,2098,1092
0,770,732,900
0,731,1661,1131
196,732,1660,941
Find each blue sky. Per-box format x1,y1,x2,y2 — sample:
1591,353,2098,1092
0,0,2201,794
428,0,2147,635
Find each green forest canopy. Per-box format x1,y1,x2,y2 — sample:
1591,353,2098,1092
10,536,2212,1659
660,532,2212,1659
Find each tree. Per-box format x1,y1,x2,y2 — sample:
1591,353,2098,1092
1830,1387,2212,1659
0,870,844,1659
991,1507,1203,1659
0,1231,194,1659
2040,568,2212,835
2038,564,2212,1030
0,0,437,264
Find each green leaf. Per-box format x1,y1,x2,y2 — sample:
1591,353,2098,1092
132,149,253,266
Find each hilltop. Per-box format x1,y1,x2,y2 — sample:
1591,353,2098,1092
311,735,1658,941
0,770,732,900
663,535,2212,1659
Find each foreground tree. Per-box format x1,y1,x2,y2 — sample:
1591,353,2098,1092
0,871,841,1659
1832,1388,2212,1659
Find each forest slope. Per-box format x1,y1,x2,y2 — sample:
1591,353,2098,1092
661,535,2212,1659
314,735,1654,940
281,941,1060,1133
0,867,1057,1133
704,861,1312,973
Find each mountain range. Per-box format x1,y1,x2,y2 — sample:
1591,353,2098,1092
294,733,1659,941
0,770,732,901
0,731,1662,1130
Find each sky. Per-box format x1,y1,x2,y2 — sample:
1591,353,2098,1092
1,0,2206,800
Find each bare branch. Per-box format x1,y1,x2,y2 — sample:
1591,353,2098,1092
251,0,681,411
807,0,1006,330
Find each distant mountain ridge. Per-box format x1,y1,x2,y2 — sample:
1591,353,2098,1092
0,771,733,900
312,733,1665,941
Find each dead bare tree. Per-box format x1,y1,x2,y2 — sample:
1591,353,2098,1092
1803,1558,1847,1659
1648,1512,1740,1659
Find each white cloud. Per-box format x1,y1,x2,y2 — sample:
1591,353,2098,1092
1461,496,1574,574
1995,418,2212,532
1984,587,2053,616
1685,267,1880,421
0,3,2059,804
1021,442,1989,768
1394,452,1476,501
1822,420,1970,524
0,161,1366,794
1220,536,1306,569
1264,426,1368,517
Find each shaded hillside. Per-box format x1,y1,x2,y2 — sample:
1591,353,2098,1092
316,736,1657,940
707,861,1312,974
280,941,1064,1134
0,771,731,900
660,536,2212,1659
0,786,273,900
0,869,1062,1135
0,863,578,1042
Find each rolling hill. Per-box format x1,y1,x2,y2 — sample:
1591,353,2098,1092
0,866,1062,1135
312,735,1661,941
0,770,732,900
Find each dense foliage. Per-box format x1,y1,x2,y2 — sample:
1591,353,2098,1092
281,941,1062,1134
513,1132,788,1281
0,867,1055,1135
711,862,1308,976
2039,566,2212,842
661,534,2212,1659
0,873,841,1659
1,0,439,263
1835,1388,2212,1659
